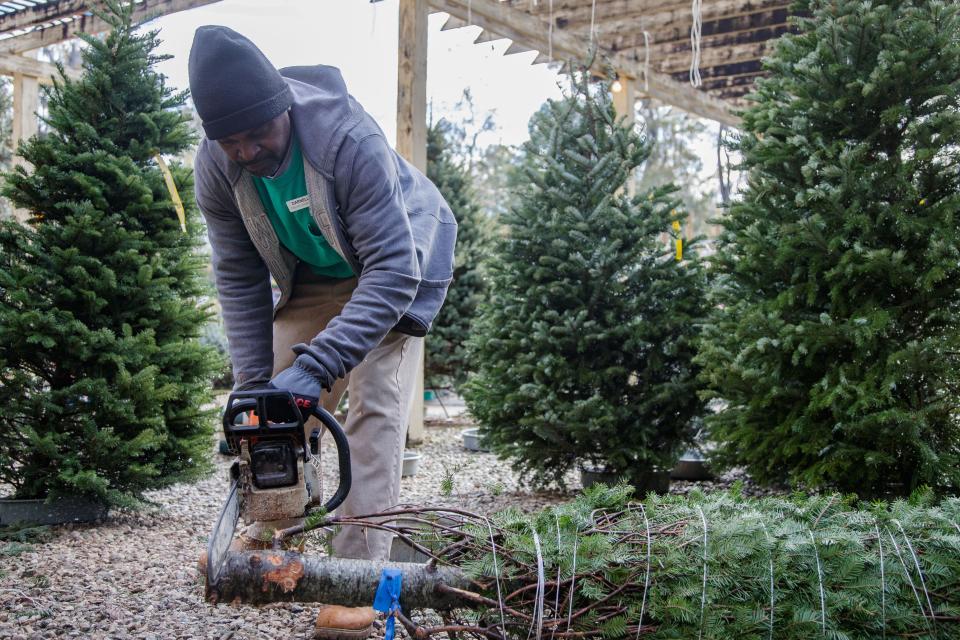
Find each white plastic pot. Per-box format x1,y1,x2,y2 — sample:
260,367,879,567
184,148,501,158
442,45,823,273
461,427,490,452
402,450,422,477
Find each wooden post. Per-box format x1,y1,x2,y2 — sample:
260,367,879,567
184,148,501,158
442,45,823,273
397,0,428,445
11,72,39,222
611,75,637,128
611,74,637,196
12,72,38,157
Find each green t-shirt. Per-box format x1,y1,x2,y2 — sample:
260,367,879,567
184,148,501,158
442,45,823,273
252,135,354,279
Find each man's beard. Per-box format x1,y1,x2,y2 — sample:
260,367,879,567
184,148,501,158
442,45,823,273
238,152,282,177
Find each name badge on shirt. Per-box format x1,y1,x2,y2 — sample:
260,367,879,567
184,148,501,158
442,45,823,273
286,195,310,213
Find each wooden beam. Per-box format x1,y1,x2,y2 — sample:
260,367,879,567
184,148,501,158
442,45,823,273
642,24,789,55
548,0,790,30
522,0,687,23
0,0,223,55
549,1,793,55
574,12,792,53
639,7,793,45
599,9,791,53
0,53,80,82
473,29,500,44
0,0,86,33
429,0,739,126
669,58,763,82
397,0,428,445
517,0,678,11
440,14,469,31
716,87,760,101
504,41,534,56
696,70,764,92
532,51,553,65
653,41,769,74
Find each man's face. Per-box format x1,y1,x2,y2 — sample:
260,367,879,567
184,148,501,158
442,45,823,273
216,111,291,177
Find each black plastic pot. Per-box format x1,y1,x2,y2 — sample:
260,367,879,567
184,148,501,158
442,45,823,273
0,496,108,526
579,464,671,495
670,449,713,481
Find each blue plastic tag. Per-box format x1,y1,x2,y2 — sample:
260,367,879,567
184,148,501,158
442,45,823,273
372,568,402,640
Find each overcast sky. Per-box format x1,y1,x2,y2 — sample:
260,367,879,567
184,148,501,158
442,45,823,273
149,0,567,149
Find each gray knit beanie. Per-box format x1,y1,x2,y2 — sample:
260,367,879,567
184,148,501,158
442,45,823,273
188,26,292,140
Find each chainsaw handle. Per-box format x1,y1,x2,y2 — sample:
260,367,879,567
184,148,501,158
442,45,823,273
222,396,263,429
310,405,352,513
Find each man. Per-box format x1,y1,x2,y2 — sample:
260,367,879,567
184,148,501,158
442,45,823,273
189,26,456,638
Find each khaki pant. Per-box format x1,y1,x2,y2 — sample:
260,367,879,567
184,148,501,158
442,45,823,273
272,267,422,560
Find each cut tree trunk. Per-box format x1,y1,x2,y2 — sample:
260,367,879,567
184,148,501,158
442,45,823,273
207,551,472,608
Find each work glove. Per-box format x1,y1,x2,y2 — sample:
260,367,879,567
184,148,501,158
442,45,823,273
269,354,332,419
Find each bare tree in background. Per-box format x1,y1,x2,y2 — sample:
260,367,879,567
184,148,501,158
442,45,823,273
635,99,719,238
429,88,523,222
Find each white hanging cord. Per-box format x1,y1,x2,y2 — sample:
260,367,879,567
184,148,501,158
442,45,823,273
566,534,579,632
886,528,928,623
643,30,650,92
874,522,886,640
548,0,554,62
894,519,936,622
689,0,702,87
480,515,507,640
370,0,377,37
590,0,597,46
759,519,775,640
550,514,562,640
527,525,546,640
807,529,827,635
633,503,653,640
696,506,709,640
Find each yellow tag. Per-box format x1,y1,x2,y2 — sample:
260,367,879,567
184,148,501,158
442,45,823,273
154,153,186,232
672,219,682,261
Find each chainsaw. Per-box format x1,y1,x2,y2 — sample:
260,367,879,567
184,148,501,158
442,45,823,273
204,388,351,592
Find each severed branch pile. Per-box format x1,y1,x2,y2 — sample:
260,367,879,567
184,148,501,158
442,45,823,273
269,486,960,639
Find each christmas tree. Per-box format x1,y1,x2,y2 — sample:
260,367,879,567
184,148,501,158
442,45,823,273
263,486,960,640
464,64,707,487
698,0,960,496
0,1,220,506
426,119,492,390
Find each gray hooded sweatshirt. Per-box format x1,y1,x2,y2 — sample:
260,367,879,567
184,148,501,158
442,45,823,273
194,64,457,388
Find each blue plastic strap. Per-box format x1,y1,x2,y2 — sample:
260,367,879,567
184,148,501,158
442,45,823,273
373,568,403,640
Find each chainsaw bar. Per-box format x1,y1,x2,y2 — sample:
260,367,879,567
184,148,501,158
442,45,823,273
206,478,240,595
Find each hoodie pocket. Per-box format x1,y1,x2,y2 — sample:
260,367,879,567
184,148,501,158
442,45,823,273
409,208,457,286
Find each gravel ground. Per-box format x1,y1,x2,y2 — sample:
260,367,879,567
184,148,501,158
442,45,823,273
0,396,776,640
